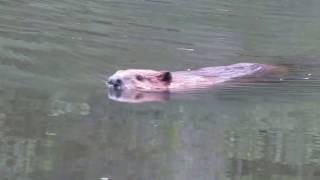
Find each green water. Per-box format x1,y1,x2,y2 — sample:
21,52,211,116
1,0,320,179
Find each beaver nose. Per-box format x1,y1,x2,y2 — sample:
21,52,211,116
108,79,122,88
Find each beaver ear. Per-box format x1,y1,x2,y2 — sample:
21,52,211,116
157,71,172,83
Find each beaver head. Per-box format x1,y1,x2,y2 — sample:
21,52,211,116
107,69,172,92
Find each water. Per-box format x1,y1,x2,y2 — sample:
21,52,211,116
1,0,320,179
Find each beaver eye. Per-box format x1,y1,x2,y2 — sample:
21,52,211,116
136,75,144,81
135,94,143,99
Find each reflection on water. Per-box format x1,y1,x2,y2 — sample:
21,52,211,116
1,0,320,180
108,88,170,103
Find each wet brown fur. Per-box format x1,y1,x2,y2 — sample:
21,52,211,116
107,63,287,92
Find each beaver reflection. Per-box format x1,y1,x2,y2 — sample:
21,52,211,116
108,88,170,103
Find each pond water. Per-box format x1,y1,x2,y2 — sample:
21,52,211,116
1,0,320,180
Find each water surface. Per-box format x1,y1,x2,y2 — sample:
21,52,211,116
1,0,320,180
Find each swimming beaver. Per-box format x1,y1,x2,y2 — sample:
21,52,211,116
107,63,286,92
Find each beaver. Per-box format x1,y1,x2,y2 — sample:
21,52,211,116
107,63,286,93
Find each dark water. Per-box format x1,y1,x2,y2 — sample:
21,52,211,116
1,0,320,179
